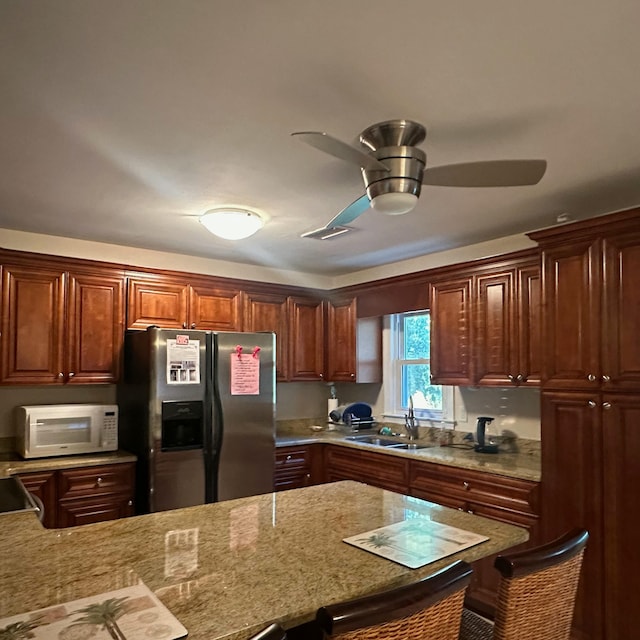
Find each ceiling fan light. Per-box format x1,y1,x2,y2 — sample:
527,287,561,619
370,192,418,215
199,208,264,240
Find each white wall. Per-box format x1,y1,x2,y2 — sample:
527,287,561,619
332,383,541,440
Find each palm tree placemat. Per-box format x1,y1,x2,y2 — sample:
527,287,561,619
0,583,187,640
343,518,489,569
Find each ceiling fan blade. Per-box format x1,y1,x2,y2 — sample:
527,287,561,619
326,194,371,227
292,131,390,171
422,159,547,187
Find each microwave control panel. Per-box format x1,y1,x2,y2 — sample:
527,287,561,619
102,410,119,448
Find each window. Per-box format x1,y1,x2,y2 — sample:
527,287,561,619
384,310,453,421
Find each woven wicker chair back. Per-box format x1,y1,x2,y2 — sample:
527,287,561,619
328,586,467,640
493,548,585,640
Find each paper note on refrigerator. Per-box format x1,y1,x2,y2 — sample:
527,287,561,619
166,338,200,384
230,352,260,394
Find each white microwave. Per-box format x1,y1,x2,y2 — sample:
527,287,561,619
16,404,118,459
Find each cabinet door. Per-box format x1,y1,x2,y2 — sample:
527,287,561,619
66,269,125,384
429,278,473,385
243,291,289,381
602,232,640,390
516,264,541,385
474,271,515,386
288,296,325,381
325,298,357,382
601,394,640,640
0,264,65,384
17,471,58,528
126,276,189,329
540,391,604,640
540,240,601,390
189,282,242,331
324,446,409,493
58,494,134,527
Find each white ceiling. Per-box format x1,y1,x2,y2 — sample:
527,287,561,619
1,1,640,277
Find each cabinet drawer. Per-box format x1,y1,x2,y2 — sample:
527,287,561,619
58,463,135,499
325,446,409,493
409,460,539,516
275,446,310,471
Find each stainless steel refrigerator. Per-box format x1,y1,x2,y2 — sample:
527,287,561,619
117,327,276,513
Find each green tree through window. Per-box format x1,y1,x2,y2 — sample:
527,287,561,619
393,311,444,417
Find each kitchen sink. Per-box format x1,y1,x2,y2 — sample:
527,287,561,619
344,435,431,450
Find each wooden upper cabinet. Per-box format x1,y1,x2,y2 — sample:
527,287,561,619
601,230,640,391
243,291,289,381
325,298,357,382
1,261,124,384
288,295,325,381
538,238,601,390
474,270,515,386
325,297,381,383
126,273,242,331
474,260,541,386
429,276,473,385
531,213,640,392
127,276,189,329
189,280,242,331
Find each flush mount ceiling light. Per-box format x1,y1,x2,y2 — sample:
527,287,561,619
199,208,264,240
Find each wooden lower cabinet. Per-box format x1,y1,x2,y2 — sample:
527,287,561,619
17,462,135,528
274,445,323,491
323,445,409,494
408,459,540,615
319,444,540,614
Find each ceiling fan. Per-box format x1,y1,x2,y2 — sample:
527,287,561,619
292,119,547,239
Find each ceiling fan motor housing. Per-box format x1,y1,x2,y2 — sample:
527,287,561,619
361,146,426,201
358,120,427,204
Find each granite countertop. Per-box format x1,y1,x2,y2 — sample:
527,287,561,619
0,481,528,640
276,426,541,482
0,450,138,478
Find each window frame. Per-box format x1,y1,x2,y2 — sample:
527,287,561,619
382,310,454,423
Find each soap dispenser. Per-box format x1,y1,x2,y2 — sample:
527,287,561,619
474,416,498,453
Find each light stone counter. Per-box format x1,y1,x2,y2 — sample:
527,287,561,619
0,450,137,478
276,427,541,482
0,481,528,640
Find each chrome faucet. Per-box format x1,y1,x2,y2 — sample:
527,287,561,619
404,398,419,440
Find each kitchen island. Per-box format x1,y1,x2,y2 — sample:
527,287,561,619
0,481,528,640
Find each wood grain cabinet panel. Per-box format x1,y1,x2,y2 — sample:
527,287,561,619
17,462,135,529
1,260,124,384
189,281,242,331
17,470,57,528
288,295,325,381
409,458,540,615
429,277,473,385
274,445,322,491
323,446,409,493
325,298,382,383
243,291,289,381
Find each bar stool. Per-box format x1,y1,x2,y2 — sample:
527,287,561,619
459,528,588,640
316,560,472,639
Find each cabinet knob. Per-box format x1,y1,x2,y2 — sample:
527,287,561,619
128,500,133,506
190,323,196,329
602,402,612,410
350,373,355,378
182,322,187,329
508,374,515,382
68,372,75,378
587,374,597,382
516,374,523,382
58,372,64,378
602,375,611,382
463,481,470,490
588,400,597,408
286,455,292,461
96,477,103,486
319,373,324,379
467,508,475,515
